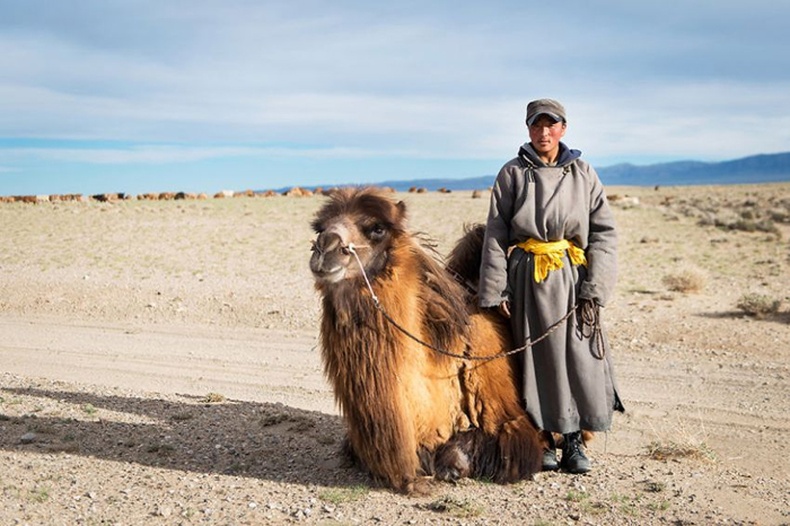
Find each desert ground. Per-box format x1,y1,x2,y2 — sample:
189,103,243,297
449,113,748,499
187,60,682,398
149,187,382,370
1,183,789,525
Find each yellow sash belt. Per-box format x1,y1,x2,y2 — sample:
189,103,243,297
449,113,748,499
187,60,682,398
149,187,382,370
515,238,587,283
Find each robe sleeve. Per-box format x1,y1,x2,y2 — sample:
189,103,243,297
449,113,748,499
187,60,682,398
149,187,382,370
478,166,516,308
579,166,618,306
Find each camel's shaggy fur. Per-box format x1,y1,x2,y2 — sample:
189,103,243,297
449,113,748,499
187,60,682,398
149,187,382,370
309,187,544,494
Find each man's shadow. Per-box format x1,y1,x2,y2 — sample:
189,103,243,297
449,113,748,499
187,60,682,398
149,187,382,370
0,386,370,489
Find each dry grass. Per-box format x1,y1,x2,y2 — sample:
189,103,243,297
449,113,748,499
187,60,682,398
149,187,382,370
660,190,789,233
318,485,369,505
201,392,227,404
661,265,708,294
646,416,716,463
646,440,716,462
736,293,783,319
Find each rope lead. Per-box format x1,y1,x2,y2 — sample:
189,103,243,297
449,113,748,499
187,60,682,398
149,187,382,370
345,242,581,363
347,243,379,306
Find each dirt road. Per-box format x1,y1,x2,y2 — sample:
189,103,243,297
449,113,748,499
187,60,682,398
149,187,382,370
2,185,789,524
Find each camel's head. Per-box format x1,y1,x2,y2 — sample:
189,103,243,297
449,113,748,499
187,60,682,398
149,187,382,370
310,187,407,286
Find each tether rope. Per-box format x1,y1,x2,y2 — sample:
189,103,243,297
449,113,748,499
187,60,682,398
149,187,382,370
344,243,603,363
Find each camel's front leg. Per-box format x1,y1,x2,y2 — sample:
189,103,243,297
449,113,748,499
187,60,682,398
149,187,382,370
344,396,429,494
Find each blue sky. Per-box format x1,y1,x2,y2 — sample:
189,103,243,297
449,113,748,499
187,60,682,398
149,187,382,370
1,1,789,195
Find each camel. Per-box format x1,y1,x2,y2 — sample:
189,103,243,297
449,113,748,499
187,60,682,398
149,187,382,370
309,186,545,494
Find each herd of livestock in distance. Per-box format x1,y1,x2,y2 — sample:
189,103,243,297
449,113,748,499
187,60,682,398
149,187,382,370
0,186,476,204
0,187,648,208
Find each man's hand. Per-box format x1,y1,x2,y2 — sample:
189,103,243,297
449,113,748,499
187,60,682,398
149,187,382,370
498,300,511,319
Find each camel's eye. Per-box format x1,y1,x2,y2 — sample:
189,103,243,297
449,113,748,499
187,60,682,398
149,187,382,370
367,223,387,241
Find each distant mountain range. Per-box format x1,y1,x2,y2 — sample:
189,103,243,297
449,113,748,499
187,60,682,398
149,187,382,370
369,151,790,191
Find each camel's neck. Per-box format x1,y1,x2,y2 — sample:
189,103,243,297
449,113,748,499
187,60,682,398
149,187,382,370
320,238,468,364
318,238,471,421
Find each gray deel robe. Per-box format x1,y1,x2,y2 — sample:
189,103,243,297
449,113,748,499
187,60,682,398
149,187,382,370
479,142,624,434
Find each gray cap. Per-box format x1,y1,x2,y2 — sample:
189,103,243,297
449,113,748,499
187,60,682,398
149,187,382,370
526,99,567,126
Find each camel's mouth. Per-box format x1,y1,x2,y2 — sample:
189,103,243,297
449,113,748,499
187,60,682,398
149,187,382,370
310,246,352,284
311,264,347,284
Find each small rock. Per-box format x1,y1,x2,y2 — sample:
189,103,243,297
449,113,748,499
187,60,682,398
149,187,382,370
20,432,37,444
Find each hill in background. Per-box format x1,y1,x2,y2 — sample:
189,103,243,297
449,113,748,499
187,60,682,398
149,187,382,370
368,151,790,192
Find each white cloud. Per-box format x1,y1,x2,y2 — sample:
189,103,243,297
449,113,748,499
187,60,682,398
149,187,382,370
1,0,789,174
0,143,450,166
568,80,790,161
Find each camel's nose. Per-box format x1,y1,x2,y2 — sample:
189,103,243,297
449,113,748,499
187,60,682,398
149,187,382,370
313,230,343,255
310,226,352,281
313,221,352,254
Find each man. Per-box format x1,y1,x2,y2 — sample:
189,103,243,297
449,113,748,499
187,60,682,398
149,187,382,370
479,99,624,473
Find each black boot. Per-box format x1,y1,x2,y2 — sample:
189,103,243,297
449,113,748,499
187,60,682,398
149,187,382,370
560,431,591,474
541,431,559,471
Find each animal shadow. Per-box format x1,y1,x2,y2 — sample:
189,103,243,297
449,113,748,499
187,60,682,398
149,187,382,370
0,386,369,489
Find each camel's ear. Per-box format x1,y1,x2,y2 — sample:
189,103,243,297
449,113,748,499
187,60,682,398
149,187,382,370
395,200,408,225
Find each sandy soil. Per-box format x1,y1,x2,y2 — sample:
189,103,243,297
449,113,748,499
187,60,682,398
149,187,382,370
1,184,789,525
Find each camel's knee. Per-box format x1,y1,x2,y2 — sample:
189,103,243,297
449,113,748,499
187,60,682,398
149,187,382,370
434,442,472,482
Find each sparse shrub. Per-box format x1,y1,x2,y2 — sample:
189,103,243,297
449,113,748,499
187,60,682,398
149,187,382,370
646,440,715,462
566,489,589,502
661,266,707,294
647,500,671,512
736,293,782,319
646,416,715,463
29,487,50,503
728,218,779,235
319,485,369,505
769,208,789,223
202,392,226,404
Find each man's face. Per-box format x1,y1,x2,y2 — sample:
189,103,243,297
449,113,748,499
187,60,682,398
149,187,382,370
528,115,566,159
